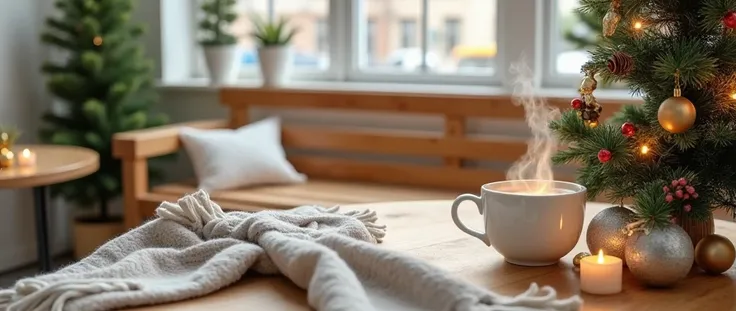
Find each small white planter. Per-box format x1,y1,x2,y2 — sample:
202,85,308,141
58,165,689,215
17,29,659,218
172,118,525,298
203,45,240,85
258,46,293,87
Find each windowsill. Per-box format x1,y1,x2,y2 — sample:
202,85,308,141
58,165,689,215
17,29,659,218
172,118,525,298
157,78,641,102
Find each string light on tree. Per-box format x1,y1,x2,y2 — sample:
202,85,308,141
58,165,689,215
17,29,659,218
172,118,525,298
633,21,643,30
93,36,103,46
730,92,736,100
640,145,650,155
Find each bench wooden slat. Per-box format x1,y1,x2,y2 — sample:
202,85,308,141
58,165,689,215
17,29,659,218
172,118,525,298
250,180,459,203
153,183,345,209
220,88,628,120
288,155,503,191
282,125,528,162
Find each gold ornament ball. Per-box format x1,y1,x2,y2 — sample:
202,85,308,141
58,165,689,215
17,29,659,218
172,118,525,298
695,234,735,275
573,252,591,268
657,96,696,134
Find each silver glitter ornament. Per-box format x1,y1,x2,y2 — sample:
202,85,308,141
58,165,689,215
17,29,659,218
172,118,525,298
625,224,694,287
587,206,634,265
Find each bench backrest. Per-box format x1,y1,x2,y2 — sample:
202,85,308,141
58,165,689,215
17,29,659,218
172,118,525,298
219,88,628,191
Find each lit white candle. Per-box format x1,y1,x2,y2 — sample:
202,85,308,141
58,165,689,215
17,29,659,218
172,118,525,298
581,249,622,295
17,148,36,167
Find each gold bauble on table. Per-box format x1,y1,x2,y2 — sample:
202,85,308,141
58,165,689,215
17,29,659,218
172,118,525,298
658,95,696,134
695,234,736,275
572,252,591,268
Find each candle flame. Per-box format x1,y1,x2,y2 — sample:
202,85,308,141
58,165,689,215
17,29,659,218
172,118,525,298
22,149,30,157
597,249,604,264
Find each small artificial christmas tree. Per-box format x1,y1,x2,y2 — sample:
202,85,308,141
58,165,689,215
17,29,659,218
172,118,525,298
551,0,736,235
40,0,167,219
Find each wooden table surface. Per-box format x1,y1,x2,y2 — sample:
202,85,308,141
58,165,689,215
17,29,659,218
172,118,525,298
0,145,99,188
129,201,736,311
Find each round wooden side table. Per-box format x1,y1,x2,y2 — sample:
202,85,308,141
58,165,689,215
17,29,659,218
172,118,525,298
0,145,99,272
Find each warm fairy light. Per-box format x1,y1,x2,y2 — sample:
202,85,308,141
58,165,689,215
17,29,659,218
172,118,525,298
0,133,6,141
597,249,605,264
21,149,30,157
0,148,7,155
633,21,643,30
5,151,13,159
93,36,103,46
640,145,650,154
731,93,736,100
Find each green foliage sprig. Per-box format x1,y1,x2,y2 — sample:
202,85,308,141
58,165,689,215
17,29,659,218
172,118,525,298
199,0,237,46
250,16,298,47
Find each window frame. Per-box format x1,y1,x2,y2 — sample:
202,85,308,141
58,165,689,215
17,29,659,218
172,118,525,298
179,0,578,88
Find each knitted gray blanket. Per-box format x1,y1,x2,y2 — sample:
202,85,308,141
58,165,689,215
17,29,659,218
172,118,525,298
0,190,581,311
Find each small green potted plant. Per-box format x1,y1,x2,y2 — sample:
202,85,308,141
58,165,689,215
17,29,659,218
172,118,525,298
251,16,298,87
199,0,239,84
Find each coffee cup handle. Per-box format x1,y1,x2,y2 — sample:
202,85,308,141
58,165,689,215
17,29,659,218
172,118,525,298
451,194,490,246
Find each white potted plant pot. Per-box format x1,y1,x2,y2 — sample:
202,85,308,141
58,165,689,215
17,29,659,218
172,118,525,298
204,45,240,85
258,46,293,87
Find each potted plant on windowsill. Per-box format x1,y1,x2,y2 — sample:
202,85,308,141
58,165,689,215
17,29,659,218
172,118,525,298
200,0,239,85
251,16,298,87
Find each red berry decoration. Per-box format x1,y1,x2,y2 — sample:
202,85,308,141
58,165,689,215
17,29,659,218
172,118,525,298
597,149,612,163
621,122,637,137
571,98,584,109
724,11,736,29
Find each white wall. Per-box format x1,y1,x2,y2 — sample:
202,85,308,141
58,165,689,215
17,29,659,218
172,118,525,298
0,0,71,272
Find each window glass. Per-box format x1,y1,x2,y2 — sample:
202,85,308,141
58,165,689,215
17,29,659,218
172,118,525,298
426,0,496,75
358,0,497,75
556,0,594,74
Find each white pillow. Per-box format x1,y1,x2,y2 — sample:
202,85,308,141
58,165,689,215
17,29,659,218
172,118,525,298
179,117,306,191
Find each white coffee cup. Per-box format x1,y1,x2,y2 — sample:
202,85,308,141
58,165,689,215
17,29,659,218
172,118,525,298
451,180,586,266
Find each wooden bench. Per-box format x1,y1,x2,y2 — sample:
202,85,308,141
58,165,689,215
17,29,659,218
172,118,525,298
113,88,628,229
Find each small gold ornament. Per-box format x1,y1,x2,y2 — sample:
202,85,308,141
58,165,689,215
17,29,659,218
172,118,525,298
602,0,622,37
695,234,735,275
572,70,602,127
0,150,14,168
658,70,696,134
93,36,103,46
573,252,591,268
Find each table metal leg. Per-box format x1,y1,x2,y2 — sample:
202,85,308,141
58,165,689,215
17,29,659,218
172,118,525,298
32,186,51,272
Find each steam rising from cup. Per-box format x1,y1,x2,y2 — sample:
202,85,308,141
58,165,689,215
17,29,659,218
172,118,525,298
505,61,561,194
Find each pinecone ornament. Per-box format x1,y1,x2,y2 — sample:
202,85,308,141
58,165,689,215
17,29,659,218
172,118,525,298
607,51,633,76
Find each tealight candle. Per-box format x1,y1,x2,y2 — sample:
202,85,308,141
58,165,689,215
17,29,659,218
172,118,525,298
17,149,36,167
580,249,622,295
